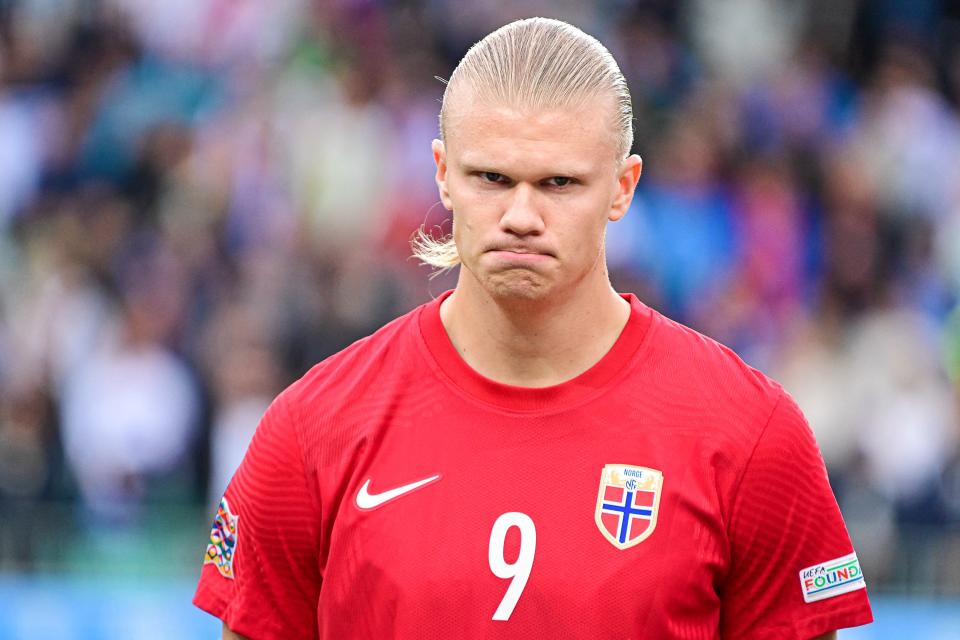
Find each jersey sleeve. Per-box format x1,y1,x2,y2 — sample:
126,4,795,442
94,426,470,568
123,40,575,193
720,390,873,639
193,389,322,639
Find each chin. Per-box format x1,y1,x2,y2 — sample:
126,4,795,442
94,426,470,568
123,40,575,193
482,270,553,301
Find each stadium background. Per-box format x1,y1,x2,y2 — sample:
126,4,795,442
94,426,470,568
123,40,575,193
0,0,959,637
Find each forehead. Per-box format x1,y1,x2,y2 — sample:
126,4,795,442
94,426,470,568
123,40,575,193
444,95,620,175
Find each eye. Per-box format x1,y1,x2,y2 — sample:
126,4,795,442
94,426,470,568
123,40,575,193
480,172,508,184
546,176,573,188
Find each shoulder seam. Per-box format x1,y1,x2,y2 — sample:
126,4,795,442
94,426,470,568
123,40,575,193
723,387,785,540
280,387,322,544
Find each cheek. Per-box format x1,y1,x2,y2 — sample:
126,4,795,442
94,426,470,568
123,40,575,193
451,191,498,235
452,215,467,246
450,205,481,255
559,208,608,253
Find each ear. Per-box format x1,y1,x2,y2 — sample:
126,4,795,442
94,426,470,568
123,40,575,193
432,139,453,211
609,154,642,222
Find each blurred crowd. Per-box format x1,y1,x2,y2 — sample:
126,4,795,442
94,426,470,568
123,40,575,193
0,0,959,592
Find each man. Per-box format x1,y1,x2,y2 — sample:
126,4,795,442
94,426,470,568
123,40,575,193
195,17,873,639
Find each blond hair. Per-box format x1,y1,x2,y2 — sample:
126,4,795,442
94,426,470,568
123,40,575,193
412,17,633,270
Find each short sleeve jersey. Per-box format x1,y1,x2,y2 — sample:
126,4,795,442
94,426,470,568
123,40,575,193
194,291,873,639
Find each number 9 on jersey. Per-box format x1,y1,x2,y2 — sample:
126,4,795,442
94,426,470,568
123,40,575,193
488,512,537,621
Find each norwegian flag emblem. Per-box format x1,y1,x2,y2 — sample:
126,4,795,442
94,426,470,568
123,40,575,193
595,464,664,550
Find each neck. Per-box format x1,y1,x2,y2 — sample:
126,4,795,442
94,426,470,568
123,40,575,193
439,271,631,388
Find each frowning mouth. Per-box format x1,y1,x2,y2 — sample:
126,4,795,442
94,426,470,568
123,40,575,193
484,244,555,257
485,249,554,264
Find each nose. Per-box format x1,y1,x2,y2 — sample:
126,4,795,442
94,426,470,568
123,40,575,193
499,183,545,236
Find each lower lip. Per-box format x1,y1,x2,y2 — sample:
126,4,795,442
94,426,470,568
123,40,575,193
487,250,552,264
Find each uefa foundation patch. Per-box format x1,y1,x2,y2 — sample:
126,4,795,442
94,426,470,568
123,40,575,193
799,552,865,603
204,496,239,579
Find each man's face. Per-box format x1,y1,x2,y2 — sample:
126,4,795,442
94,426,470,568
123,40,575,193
433,94,641,302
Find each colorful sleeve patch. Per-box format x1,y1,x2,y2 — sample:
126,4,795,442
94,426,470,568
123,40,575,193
204,496,239,579
799,552,865,603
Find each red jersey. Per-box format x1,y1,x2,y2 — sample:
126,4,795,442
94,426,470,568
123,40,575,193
194,291,872,638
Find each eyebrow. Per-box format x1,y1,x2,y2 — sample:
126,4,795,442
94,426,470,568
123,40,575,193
457,160,593,179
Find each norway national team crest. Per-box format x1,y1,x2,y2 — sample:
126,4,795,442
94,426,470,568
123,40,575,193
595,464,664,550
204,496,239,579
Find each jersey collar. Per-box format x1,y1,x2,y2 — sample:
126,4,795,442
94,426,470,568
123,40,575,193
417,290,655,413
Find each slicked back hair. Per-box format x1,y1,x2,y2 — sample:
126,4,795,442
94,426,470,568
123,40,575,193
413,17,634,270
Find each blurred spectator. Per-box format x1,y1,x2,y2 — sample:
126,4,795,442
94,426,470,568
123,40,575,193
845,309,957,514
688,0,806,87
616,117,737,320
849,45,960,225
59,261,199,521
0,387,53,567
199,299,282,504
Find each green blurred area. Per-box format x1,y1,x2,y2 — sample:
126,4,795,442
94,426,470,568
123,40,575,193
1,502,210,578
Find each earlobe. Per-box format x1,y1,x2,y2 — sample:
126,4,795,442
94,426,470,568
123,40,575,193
432,139,453,211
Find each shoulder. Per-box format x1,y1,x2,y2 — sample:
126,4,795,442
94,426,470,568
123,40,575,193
645,310,784,411
638,309,795,464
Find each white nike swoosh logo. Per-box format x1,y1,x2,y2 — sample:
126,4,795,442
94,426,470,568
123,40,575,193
355,474,441,510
